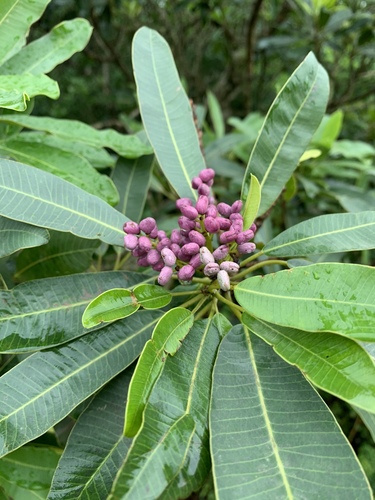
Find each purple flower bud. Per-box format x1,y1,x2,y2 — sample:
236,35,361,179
170,243,181,255
199,168,215,183
181,242,200,256
204,216,220,233
180,205,199,220
218,218,232,231
213,245,229,260
217,203,232,217
217,269,231,291
191,176,202,189
206,204,218,218
137,256,149,267
177,250,191,262
158,266,173,285
178,216,196,232
147,249,161,266
124,234,138,250
196,195,209,214
157,230,167,240
170,229,181,244
189,230,206,246
230,213,242,221
231,200,243,213
199,246,215,265
139,217,156,234
238,242,256,254
220,261,240,275
204,262,220,277
190,253,202,269
231,219,243,233
220,230,237,244
236,230,255,245
250,223,257,233
132,246,147,257
153,261,165,272
149,226,159,239
156,238,171,252
178,264,195,281
198,183,210,196
161,247,177,267
123,221,140,234
206,178,214,187
176,198,192,209
138,236,152,252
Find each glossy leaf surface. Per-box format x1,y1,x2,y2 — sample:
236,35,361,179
263,211,375,256
210,325,372,499
0,159,127,246
49,370,133,500
82,288,140,328
0,216,49,258
243,315,375,412
0,74,59,111
133,284,171,309
0,310,161,457
0,271,147,352
241,52,329,216
235,263,375,340
111,317,221,498
124,307,194,437
242,173,261,230
207,90,225,138
0,19,92,75
132,27,205,200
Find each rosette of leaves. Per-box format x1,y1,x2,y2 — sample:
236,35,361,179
0,19,374,500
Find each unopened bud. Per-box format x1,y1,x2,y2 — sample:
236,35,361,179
219,230,237,244
204,216,220,233
196,195,209,214
161,247,177,267
238,242,256,254
180,205,199,220
176,198,192,209
236,230,254,245
231,200,243,213
178,216,196,232
170,229,181,244
147,249,161,266
212,245,229,260
206,204,218,218
181,242,200,256
220,261,239,275
189,230,206,246
158,266,173,285
149,226,159,239
156,238,171,252
170,243,181,255
123,221,140,234
138,236,152,252
217,203,232,217
218,218,232,231
191,176,202,189
199,246,215,265
152,261,165,272
217,269,231,291
198,183,210,196
137,256,149,267
189,253,202,269
124,234,138,250
139,217,156,234
199,168,215,183
204,262,220,277
178,264,195,281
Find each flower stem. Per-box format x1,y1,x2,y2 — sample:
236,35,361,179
239,249,264,267
180,293,205,310
213,290,244,313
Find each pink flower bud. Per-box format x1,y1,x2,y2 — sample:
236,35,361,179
158,266,173,285
156,238,171,252
139,217,156,234
170,229,181,244
177,250,191,262
238,242,256,254
124,234,138,250
199,168,215,183
206,204,218,218
157,230,167,240
132,246,147,257
147,249,161,266
217,269,231,291
196,195,209,214
123,221,140,234
204,262,220,277
170,243,181,255
180,205,199,220
138,236,152,252
178,264,195,281
190,253,202,269
231,200,243,213
199,246,215,265
220,261,239,275
137,256,149,267
149,226,159,239
218,218,231,230
153,261,165,272
230,213,242,221
189,230,206,246
219,230,237,244
181,242,200,256
198,183,210,196
236,230,254,245
217,203,232,217
231,219,243,233
250,223,257,233
192,176,202,189
161,247,177,267
204,216,220,233
178,216,196,231
213,245,229,260
176,198,192,209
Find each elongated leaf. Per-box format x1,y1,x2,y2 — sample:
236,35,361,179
242,174,261,230
243,315,375,412
0,19,92,75
0,0,49,65
0,139,119,205
132,27,205,200
0,115,152,158
49,370,133,500
263,211,375,256
0,216,49,258
0,445,61,499
0,271,148,352
207,91,225,138
235,263,375,341
241,52,329,216
124,307,194,437
112,156,153,220
111,317,221,498
0,309,161,458
133,284,171,309
210,325,372,499
0,159,128,246
0,74,59,111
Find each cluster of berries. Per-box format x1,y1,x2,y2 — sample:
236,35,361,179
123,168,256,291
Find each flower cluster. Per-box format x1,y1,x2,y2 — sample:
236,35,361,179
123,168,256,291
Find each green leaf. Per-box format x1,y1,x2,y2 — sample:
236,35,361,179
0,115,152,158
311,110,343,149
124,307,194,437
242,174,261,230
243,314,375,413
112,156,154,220
132,27,205,200
0,309,161,458
0,271,148,353
0,159,128,246
210,325,372,499
15,231,100,281
0,74,59,111
82,288,140,328
0,138,119,205
207,90,225,138
234,263,375,341
263,211,375,257
111,317,221,498
133,284,171,309
0,445,61,499
0,19,92,75
48,370,133,500
0,216,49,258
0,0,49,65
241,52,329,216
